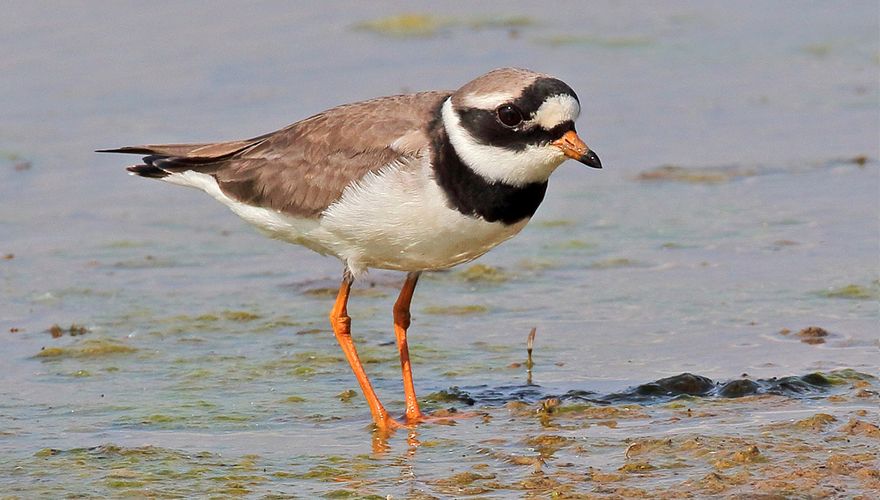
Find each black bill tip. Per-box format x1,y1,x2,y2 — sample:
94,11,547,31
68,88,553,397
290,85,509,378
581,150,602,169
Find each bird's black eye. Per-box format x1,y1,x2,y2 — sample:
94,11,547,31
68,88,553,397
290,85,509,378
496,104,523,127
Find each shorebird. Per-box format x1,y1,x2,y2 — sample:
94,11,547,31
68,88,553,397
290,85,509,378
100,68,601,430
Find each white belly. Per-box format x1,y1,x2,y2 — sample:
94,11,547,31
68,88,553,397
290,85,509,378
162,159,529,277
320,158,529,275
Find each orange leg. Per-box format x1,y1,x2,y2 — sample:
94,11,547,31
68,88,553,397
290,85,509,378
393,272,423,423
329,271,400,430
394,273,480,426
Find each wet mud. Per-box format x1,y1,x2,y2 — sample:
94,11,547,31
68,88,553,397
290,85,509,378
2,370,876,498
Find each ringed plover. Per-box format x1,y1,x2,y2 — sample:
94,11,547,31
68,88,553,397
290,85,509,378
100,67,601,430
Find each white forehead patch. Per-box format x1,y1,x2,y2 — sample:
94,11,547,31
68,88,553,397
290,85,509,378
532,94,580,130
459,91,517,109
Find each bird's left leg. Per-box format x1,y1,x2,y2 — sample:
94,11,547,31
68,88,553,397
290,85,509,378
393,271,423,423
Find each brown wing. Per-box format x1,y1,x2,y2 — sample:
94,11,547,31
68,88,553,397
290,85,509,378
101,91,450,217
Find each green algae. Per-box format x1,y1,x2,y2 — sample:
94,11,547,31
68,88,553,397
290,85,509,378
213,414,252,423
105,478,147,489
251,316,303,331
222,310,261,321
535,219,575,228
523,434,573,457
35,339,137,359
467,15,536,30
141,414,181,424
353,13,536,38
147,309,303,337
302,287,387,298
533,401,649,423
458,263,509,283
826,369,876,382
660,242,690,249
291,366,316,377
422,304,488,315
103,239,147,248
422,387,476,406
0,149,26,162
337,389,358,402
619,461,657,473
325,490,385,499
552,239,595,250
180,400,217,410
182,367,213,379
820,283,879,300
516,258,559,271
535,34,654,48
589,258,648,269
353,13,451,38
802,43,833,58
800,372,836,386
291,351,344,365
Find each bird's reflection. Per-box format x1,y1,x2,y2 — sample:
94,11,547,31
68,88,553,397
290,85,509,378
371,425,421,456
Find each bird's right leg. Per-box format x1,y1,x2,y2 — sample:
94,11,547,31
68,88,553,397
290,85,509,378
329,269,400,430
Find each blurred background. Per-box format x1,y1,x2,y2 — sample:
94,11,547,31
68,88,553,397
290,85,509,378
1,1,878,497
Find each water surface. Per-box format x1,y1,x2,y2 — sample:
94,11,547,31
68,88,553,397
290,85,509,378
1,1,878,497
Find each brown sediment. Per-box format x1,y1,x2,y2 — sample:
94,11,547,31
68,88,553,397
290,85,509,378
795,326,829,345
522,434,574,457
48,323,90,338
793,413,837,431
849,155,869,166
637,164,758,183
839,419,880,438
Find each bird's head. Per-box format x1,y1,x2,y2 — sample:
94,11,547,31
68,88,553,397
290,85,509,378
442,67,601,186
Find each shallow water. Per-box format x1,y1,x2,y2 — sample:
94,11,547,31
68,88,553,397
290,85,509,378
2,1,878,497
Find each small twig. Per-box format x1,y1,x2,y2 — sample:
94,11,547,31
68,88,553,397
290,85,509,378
526,327,536,384
526,327,536,367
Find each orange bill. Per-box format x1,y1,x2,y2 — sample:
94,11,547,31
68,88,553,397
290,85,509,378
552,130,602,169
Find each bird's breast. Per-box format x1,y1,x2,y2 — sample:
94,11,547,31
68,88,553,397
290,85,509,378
320,157,530,274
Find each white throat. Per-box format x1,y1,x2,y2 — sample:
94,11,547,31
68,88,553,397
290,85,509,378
441,98,566,186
